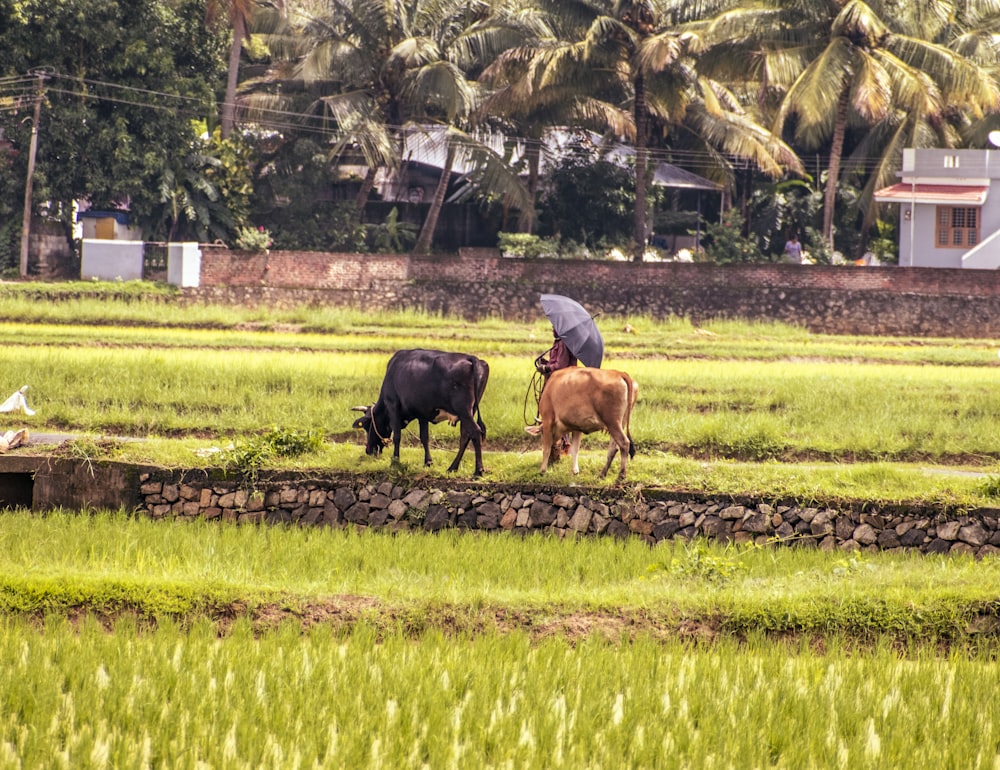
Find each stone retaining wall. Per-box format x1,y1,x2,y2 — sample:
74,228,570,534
138,473,1000,558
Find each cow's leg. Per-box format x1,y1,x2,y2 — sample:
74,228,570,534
598,438,620,479
599,424,630,480
539,421,559,473
470,417,485,477
419,420,432,466
390,417,404,464
449,417,470,473
469,421,485,477
569,432,583,474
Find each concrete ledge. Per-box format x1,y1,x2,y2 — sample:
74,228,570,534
0,455,150,512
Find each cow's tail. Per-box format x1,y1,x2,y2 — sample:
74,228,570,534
623,374,637,458
473,359,490,438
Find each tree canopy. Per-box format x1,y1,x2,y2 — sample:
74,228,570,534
3,0,1000,266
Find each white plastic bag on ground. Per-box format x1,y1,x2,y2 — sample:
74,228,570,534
0,429,28,451
0,386,35,416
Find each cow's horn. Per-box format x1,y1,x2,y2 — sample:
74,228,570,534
350,405,368,412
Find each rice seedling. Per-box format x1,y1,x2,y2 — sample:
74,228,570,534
0,617,997,768
2,510,999,642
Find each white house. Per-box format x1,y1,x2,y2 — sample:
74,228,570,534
874,147,1000,268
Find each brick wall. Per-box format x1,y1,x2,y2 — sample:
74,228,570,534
195,247,1000,337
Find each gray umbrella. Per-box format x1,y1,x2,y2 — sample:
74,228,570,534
540,294,604,368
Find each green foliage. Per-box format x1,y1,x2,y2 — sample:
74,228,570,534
54,437,127,478
200,128,255,230
978,473,1000,500
250,138,363,252
538,153,637,249
649,541,748,583
129,124,256,243
830,554,878,577
703,209,765,263
746,177,821,257
0,159,21,272
234,225,272,251
221,426,325,487
801,225,836,264
869,219,897,263
497,232,560,259
368,207,418,253
0,0,227,231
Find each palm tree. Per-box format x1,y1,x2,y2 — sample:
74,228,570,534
478,7,632,233
699,0,1000,247
504,0,800,259
250,0,533,252
205,0,272,138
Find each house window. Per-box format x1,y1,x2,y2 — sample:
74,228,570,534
936,206,979,248
944,155,960,168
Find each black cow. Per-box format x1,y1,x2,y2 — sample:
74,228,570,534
352,349,489,476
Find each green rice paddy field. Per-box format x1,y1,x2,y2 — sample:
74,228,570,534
1,283,999,767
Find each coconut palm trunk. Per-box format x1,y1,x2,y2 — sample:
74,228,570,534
415,142,456,255
632,73,649,262
220,9,247,139
354,166,378,221
517,140,541,233
822,84,851,246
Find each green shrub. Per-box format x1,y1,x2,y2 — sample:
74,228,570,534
234,226,272,252
221,426,325,488
703,210,764,263
978,474,1000,500
497,232,561,259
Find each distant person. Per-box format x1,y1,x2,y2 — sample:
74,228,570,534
784,234,804,264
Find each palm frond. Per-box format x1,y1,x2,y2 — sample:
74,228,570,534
887,36,1000,113
388,36,442,69
850,53,892,123
444,128,533,211
777,37,854,135
685,101,804,178
635,31,688,72
400,61,477,121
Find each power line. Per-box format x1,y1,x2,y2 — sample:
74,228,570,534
0,69,909,175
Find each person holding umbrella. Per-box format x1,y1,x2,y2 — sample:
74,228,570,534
526,328,577,439
534,325,578,376
525,294,602,439
538,294,604,370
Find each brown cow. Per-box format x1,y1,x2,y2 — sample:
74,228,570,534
537,367,638,481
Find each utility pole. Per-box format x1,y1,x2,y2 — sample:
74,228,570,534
19,71,46,279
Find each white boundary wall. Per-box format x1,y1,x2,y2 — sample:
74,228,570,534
80,240,144,281
167,243,201,287
80,240,201,286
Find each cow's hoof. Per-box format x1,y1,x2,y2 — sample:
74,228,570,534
446,464,459,473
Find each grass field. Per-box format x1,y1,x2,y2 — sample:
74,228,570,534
1,283,1000,767
0,282,998,505
3,510,1000,768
